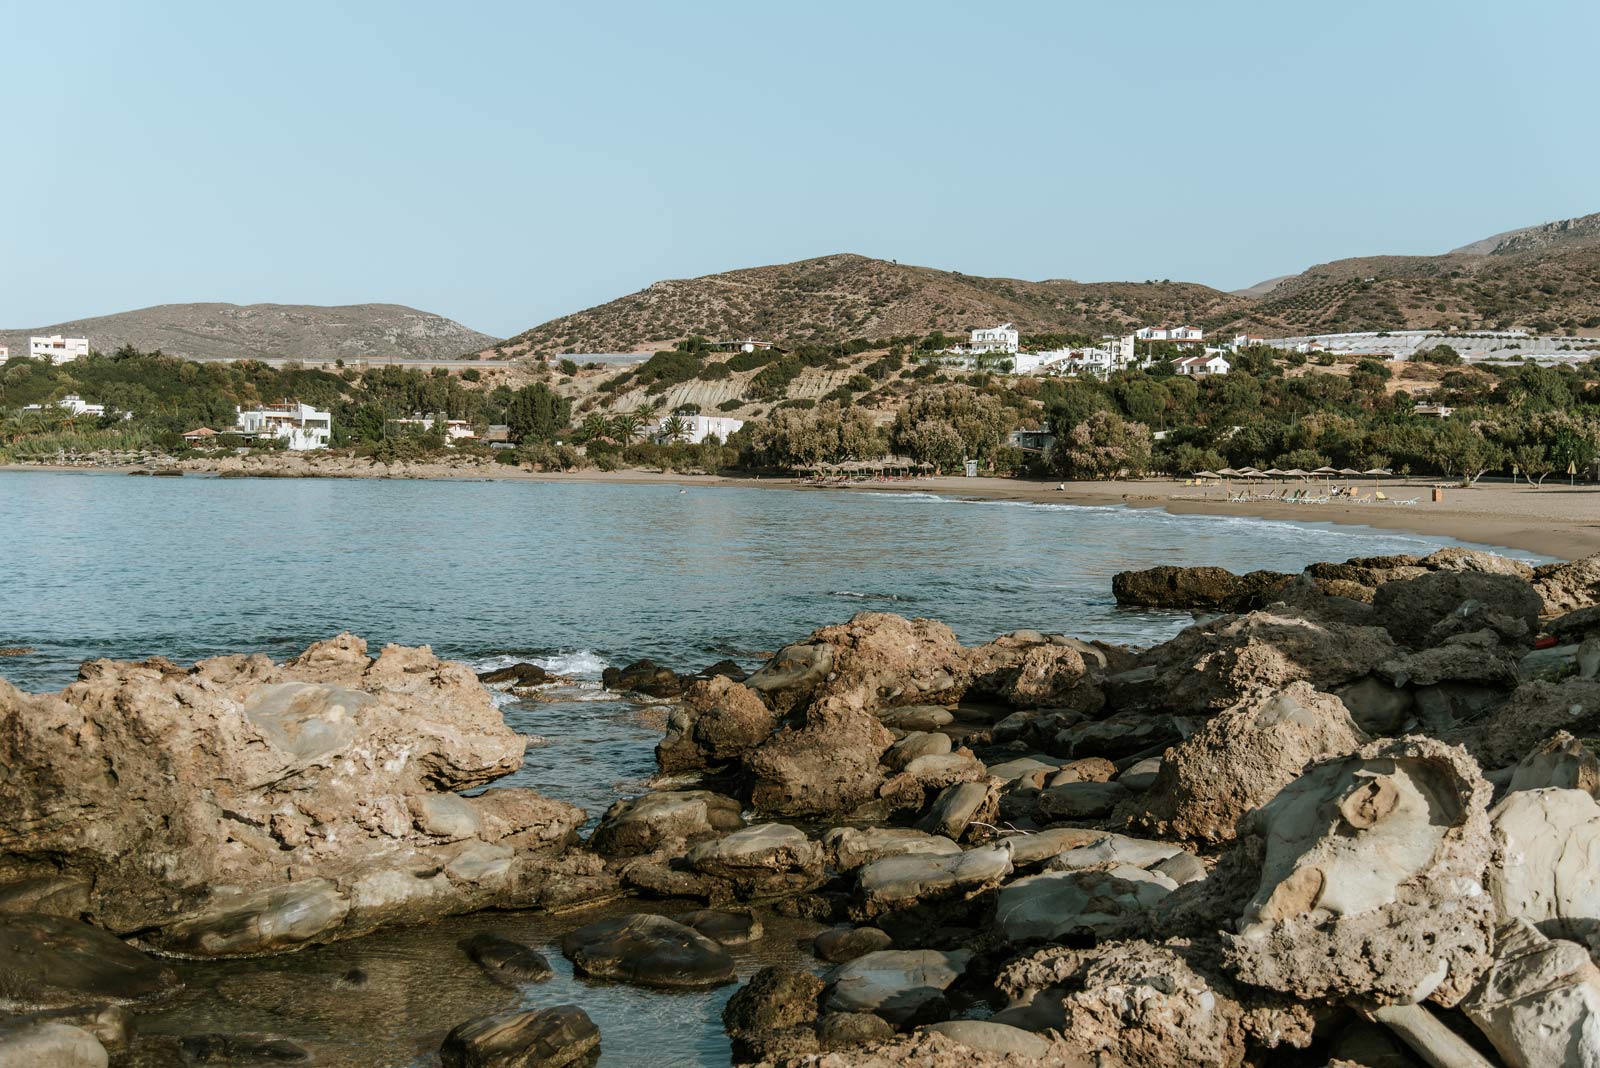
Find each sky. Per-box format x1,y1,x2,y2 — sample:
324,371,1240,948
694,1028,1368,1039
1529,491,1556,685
4,0,1597,338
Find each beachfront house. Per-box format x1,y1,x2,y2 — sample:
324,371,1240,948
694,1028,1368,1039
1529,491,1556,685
1008,428,1056,456
57,394,106,418
30,335,89,365
389,415,477,444
234,402,332,450
969,323,1020,355
1174,354,1231,376
653,413,745,445
1135,325,1204,343
182,427,221,446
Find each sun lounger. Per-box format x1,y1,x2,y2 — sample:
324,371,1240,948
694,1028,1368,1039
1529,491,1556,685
1392,496,1419,505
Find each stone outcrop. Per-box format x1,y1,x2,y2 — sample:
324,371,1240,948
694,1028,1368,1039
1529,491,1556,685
1533,552,1600,614
1460,919,1600,1068
559,914,735,989
1128,683,1367,844
656,677,779,774
744,613,969,714
746,697,895,817
1225,737,1495,1006
1487,787,1600,941
0,636,583,955
1112,565,1293,613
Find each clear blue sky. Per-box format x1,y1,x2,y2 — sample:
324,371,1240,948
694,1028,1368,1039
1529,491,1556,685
4,0,1596,338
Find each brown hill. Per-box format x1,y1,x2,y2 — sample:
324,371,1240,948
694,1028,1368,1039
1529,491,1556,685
1,303,497,362
488,254,1252,356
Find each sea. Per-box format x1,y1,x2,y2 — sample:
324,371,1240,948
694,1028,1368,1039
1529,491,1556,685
0,471,1544,1066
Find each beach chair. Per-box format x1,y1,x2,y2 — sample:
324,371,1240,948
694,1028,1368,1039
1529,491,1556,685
1393,496,1419,505
1374,491,1389,502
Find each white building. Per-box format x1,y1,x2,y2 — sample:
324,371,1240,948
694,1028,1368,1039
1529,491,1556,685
235,402,332,450
30,336,89,364
1134,325,1204,343
390,415,476,443
654,413,744,445
57,394,106,418
1174,354,1231,376
969,323,1020,354
0,346,9,361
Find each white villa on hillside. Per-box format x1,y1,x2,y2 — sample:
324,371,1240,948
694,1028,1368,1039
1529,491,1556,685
1134,325,1204,343
235,402,332,450
1174,354,1231,376
30,335,89,364
969,323,1020,354
653,413,744,445
390,415,476,444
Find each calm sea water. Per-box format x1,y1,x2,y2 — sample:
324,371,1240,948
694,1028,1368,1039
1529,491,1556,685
0,471,1541,1066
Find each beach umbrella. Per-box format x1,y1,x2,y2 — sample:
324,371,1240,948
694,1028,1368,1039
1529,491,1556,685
1284,468,1310,478
1313,466,1339,476
1193,470,1221,480
1338,468,1362,477
1362,468,1393,476
1216,468,1242,477
1263,468,1286,477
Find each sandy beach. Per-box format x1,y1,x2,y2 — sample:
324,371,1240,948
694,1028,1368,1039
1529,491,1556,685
6,461,1597,559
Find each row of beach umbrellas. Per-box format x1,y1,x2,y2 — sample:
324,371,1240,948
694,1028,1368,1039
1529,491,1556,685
1193,467,1393,479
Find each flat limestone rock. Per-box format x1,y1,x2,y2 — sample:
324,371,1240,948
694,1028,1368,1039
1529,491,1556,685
1488,787,1600,941
825,949,972,1026
995,866,1173,943
855,845,1013,917
439,1004,599,1068
559,914,735,990
1461,920,1600,1068
824,827,960,873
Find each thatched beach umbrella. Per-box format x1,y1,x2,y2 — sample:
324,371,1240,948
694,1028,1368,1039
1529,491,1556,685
1284,468,1310,479
1339,468,1362,477
1194,470,1221,480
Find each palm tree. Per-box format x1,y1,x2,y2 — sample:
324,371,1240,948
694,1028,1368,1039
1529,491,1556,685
580,412,609,441
611,413,644,444
659,415,689,443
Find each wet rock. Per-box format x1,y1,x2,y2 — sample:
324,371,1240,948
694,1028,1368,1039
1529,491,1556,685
1460,919,1600,1068
915,781,996,840
675,908,763,945
684,823,826,899
1226,737,1495,1006
1129,683,1366,844
695,659,748,682
0,636,582,952
1111,564,1292,612
601,659,684,698
459,932,553,986
1488,787,1600,941
1035,780,1127,821
0,1021,107,1068
178,1033,310,1062
1372,570,1542,650
439,1005,600,1068
559,914,735,989
478,662,559,687
588,790,744,858
920,1019,1051,1059
4,1005,131,1053
816,1011,894,1049
854,844,1013,919
656,677,778,773
998,828,1109,869
722,965,823,1059
824,948,972,1026
747,697,895,818
995,867,1173,942
1506,731,1600,796
814,926,893,964
0,913,179,1011
1532,552,1600,614
823,827,960,873
877,705,954,732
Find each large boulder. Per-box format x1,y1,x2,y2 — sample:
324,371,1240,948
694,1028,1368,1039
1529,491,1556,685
965,634,1101,712
1371,571,1542,650
439,1005,600,1068
1533,552,1600,615
1128,683,1367,844
1225,737,1495,1006
0,637,583,953
823,827,960,873
854,844,1012,919
1112,565,1292,613
588,790,744,858
601,659,684,698
994,867,1173,943
1487,787,1600,942
656,677,779,773
0,914,179,1011
747,697,895,818
558,914,735,990
744,613,970,714
683,824,826,899
824,949,972,1026
1460,919,1600,1068
0,1021,108,1068
1129,610,1398,715
722,966,824,1063
995,941,1313,1068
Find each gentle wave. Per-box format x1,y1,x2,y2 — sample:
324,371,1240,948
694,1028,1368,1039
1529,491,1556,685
470,649,610,679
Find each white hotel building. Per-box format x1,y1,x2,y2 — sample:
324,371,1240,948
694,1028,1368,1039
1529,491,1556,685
30,335,90,364
235,402,332,450
653,413,745,445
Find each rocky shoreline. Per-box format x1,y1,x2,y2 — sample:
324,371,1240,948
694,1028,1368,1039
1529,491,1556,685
3,549,1599,1066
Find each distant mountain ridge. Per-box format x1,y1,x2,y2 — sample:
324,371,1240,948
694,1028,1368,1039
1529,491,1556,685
492,211,1600,355
1,303,497,362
